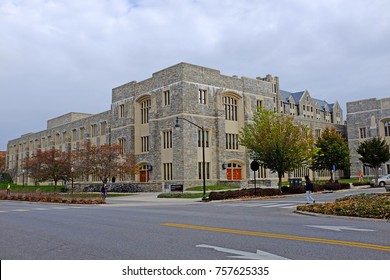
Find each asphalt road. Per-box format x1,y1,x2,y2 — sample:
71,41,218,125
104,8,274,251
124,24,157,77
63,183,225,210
0,188,389,260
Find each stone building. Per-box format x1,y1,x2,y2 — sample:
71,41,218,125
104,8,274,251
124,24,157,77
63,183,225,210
347,97,390,178
6,62,345,190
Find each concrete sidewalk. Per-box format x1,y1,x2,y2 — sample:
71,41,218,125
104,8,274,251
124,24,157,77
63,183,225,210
104,192,202,206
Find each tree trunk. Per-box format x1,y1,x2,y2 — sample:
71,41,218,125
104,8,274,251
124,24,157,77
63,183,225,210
278,173,282,193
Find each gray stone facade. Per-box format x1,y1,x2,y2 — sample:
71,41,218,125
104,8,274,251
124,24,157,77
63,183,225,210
6,62,345,190
347,97,390,178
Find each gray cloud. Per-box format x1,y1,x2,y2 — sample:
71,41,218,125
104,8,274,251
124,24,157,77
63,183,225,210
1,0,390,149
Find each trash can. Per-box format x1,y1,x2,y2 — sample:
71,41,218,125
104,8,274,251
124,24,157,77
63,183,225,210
289,178,302,187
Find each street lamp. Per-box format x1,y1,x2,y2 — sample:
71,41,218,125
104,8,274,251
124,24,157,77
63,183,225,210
22,169,25,187
175,117,207,201
71,167,74,195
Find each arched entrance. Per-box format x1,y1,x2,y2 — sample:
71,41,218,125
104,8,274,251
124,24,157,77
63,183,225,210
226,162,242,180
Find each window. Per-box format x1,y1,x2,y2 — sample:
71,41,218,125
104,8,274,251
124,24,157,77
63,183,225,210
141,136,149,152
62,132,67,144
385,121,390,137
315,129,321,138
226,133,239,150
79,127,85,140
72,129,77,141
119,138,126,154
100,122,107,136
198,129,209,148
164,90,170,106
223,96,238,121
119,104,125,118
91,124,97,137
359,127,367,139
256,100,263,112
199,89,207,104
163,163,173,180
55,133,60,145
141,99,151,124
256,164,267,179
162,130,172,149
198,162,210,179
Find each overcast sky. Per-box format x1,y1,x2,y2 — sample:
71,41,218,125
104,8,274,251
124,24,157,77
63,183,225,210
1,0,390,150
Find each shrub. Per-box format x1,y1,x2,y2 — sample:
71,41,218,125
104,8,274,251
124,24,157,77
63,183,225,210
208,188,281,201
297,193,390,220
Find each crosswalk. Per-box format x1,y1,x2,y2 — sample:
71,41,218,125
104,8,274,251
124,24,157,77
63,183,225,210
0,205,86,214
215,201,307,209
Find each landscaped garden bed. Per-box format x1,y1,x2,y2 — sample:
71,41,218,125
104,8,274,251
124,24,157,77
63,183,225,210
296,193,390,220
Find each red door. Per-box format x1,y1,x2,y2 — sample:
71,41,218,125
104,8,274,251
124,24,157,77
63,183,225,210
140,171,149,182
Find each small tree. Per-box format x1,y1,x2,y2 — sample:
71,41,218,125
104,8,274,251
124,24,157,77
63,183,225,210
357,137,390,185
311,127,350,182
240,109,315,191
22,149,71,191
75,141,137,185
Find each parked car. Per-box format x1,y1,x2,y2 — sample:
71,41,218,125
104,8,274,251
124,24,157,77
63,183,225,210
371,174,390,189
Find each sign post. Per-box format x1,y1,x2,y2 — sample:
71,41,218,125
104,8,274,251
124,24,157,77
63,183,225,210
250,161,260,195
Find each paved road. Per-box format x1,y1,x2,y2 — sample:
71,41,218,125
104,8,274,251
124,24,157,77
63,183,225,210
0,187,389,260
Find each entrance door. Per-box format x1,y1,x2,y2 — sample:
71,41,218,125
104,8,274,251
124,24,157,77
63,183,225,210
226,163,242,180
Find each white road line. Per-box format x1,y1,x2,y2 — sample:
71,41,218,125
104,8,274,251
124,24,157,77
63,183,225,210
262,203,294,208
12,209,29,212
280,205,298,209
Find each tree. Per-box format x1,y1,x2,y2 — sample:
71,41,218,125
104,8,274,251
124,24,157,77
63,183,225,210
239,109,315,191
356,137,390,185
311,127,350,181
22,149,71,191
75,141,137,185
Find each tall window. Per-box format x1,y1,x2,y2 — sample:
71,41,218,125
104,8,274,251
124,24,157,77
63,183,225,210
119,104,125,118
256,100,263,112
223,96,238,121
141,136,149,152
385,121,390,137
100,122,107,136
198,129,209,148
119,138,126,154
359,127,367,139
79,127,85,140
199,89,207,104
163,163,173,180
198,162,210,179
91,124,97,137
72,129,77,141
164,90,170,106
226,133,239,150
162,130,172,149
256,165,267,178
141,99,151,124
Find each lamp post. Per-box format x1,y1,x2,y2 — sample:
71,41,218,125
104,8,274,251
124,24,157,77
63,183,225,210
22,169,25,188
71,167,74,195
175,117,207,201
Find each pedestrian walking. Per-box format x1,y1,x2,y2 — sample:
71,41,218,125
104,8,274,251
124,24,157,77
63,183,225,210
304,175,315,204
7,183,11,195
358,172,363,182
101,184,107,202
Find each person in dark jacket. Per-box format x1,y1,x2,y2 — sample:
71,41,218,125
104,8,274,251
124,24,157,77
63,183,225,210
304,175,315,204
101,184,107,202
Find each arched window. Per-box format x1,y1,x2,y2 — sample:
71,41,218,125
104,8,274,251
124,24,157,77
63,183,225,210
223,96,238,121
384,121,390,137
226,163,242,180
140,98,151,124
